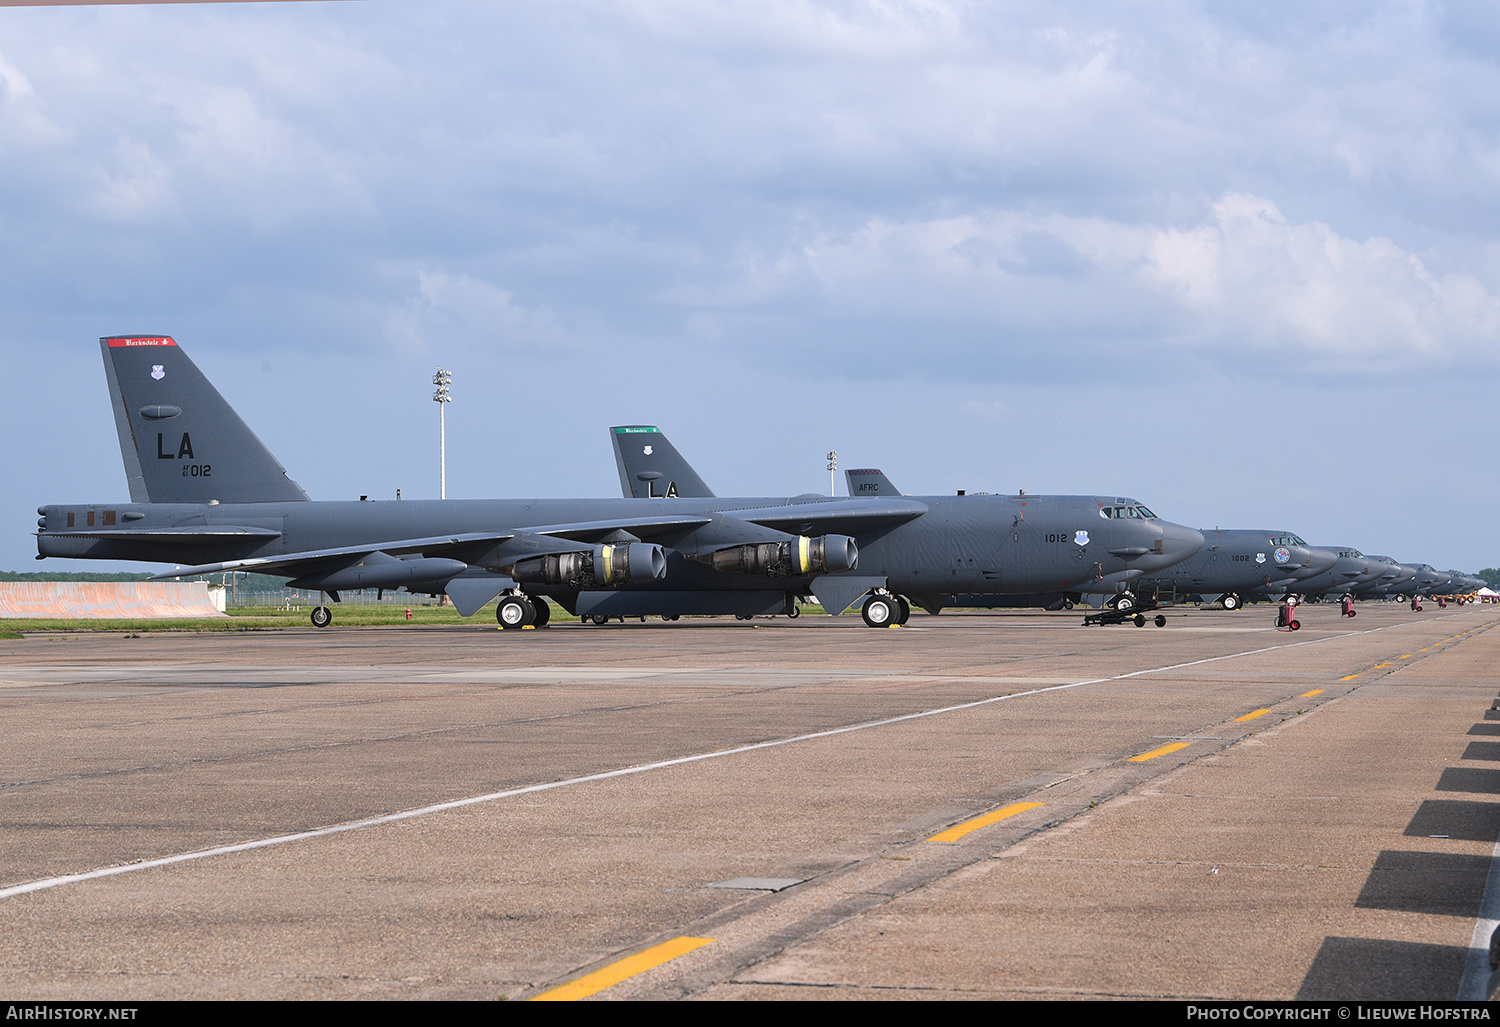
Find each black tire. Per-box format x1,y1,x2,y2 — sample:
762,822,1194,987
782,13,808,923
1116,594,1135,612
590,613,609,625
530,597,550,627
786,604,800,619
862,595,897,628
310,606,332,628
1221,594,1240,610
1133,614,1146,627
1064,600,1075,610
1289,619,1300,631
497,595,535,629
896,596,911,624
1154,614,1167,627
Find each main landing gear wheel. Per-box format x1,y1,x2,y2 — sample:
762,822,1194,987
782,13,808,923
310,606,332,628
529,597,551,627
896,596,911,624
1221,594,1240,610
862,594,898,627
589,613,609,625
496,595,536,629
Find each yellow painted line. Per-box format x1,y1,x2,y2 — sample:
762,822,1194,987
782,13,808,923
1373,662,1391,668
1234,709,1271,722
1339,674,1359,681
928,801,1044,843
1128,742,1189,762
1400,654,1412,659
531,936,714,1001
1300,689,1325,697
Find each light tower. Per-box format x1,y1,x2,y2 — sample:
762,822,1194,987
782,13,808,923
827,449,837,498
432,366,452,499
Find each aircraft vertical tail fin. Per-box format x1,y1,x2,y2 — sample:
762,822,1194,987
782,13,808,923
845,468,904,496
101,336,309,504
609,426,716,499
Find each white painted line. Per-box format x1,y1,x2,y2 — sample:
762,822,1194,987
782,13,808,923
0,616,1484,903
1458,830,1500,999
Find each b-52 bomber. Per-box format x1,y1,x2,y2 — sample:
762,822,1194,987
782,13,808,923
1128,531,1336,610
34,338,1203,629
608,426,1204,621
835,466,1334,617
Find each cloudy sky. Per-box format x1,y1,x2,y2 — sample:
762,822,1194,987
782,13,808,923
3,0,1497,572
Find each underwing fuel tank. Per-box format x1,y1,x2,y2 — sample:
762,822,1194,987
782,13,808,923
510,543,667,589
289,555,469,592
702,535,858,578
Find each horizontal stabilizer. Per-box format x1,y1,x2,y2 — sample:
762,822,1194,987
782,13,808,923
43,525,282,543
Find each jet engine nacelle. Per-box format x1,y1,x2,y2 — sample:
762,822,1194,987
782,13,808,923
510,543,667,589
705,534,858,578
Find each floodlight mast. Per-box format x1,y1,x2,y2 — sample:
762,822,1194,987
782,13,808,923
827,450,837,498
433,366,452,500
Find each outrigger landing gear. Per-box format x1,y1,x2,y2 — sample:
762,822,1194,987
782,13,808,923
311,591,333,628
1084,592,1167,627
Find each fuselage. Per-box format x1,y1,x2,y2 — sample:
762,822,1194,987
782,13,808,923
38,493,1203,601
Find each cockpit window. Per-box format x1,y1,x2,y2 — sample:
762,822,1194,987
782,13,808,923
1099,505,1156,519
1268,535,1306,547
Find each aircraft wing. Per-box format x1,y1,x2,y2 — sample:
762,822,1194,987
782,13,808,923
148,530,522,580
515,514,712,543
731,497,928,533
146,513,718,581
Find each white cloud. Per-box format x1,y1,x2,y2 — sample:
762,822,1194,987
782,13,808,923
383,270,572,355
1145,193,1500,365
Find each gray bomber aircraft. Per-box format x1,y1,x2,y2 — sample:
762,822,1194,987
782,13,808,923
35,338,1204,629
1127,530,1336,610
607,425,1204,620
1254,546,1384,601
840,470,1334,612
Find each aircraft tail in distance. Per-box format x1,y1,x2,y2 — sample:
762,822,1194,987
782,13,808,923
845,468,903,497
609,425,715,499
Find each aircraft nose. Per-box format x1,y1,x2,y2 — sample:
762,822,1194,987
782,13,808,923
1140,521,1203,571
1162,522,1204,565
1301,546,1337,577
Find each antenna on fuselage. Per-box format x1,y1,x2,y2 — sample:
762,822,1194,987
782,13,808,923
827,450,837,497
